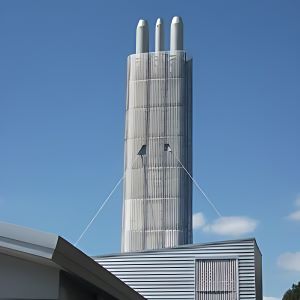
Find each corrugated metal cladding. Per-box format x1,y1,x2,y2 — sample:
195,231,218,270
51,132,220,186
122,51,193,252
95,239,262,300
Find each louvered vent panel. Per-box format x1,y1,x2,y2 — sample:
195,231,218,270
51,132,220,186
196,259,238,300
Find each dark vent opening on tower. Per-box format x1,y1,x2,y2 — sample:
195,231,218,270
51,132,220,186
138,145,147,156
164,144,172,152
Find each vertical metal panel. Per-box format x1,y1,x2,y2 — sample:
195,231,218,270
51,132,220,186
195,259,237,300
254,242,263,300
122,51,193,252
95,239,262,300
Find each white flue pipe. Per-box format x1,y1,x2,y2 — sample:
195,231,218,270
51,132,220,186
170,16,183,51
155,18,164,52
136,19,149,53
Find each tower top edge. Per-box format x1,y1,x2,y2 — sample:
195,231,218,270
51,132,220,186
128,50,189,55
127,50,192,60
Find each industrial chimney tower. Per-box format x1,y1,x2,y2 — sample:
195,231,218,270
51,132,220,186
121,17,193,252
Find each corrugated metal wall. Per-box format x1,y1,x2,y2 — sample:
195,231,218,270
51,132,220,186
122,51,193,252
95,239,262,300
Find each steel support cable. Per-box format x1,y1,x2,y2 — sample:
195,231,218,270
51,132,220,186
75,156,139,246
171,151,222,218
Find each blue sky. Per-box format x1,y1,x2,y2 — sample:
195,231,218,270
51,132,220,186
0,0,299,298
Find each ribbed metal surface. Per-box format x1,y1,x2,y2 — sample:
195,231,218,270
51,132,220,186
195,259,237,300
95,239,262,300
122,51,193,252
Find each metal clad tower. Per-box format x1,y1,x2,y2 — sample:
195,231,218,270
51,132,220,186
122,17,192,252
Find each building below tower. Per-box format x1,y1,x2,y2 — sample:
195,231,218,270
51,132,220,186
95,238,262,300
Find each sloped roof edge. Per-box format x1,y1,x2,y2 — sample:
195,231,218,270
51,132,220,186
0,222,145,300
0,221,58,259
